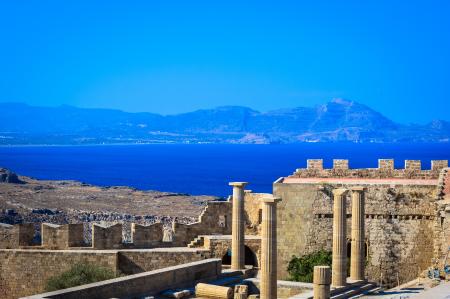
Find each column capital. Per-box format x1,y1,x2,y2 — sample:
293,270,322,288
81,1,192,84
229,182,248,188
260,196,282,204
350,186,367,192
332,188,349,197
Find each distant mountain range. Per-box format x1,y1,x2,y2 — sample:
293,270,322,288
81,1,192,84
1,99,449,144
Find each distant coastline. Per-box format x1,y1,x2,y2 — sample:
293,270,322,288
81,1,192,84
1,100,449,145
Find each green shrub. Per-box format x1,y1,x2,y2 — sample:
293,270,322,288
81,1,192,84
287,250,332,282
45,263,118,292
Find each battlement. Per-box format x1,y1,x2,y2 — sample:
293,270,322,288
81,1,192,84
290,159,448,179
0,200,232,250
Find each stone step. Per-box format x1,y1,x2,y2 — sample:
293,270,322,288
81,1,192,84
331,283,378,299
346,286,382,298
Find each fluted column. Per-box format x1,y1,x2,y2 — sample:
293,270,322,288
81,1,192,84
260,196,281,299
332,188,348,287
313,266,331,299
229,182,248,270
350,187,366,281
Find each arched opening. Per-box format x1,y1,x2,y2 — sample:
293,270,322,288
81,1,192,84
245,246,258,267
346,241,368,259
221,246,258,267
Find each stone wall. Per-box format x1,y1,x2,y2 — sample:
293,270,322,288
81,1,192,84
0,249,118,299
202,235,261,267
0,248,212,299
172,201,232,246
41,223,84,249
92,223,122,249
22,259,222,299
0,223,34,248
243,191,268,235
290,159,448,179
118,248,208,274
273,180,440,287
131,223,163,248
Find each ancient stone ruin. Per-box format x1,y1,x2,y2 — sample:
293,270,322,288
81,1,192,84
0,159,449,299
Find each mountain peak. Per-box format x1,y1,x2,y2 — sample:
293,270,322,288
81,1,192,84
330,98,354,106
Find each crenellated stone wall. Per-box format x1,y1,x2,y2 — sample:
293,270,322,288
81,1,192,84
291,159,448,179
0,200,234,251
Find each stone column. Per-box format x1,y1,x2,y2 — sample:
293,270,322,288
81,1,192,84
313,266,331,299
332,188,348,287
260,196,281,299
229,182,248,270
350,187,366,281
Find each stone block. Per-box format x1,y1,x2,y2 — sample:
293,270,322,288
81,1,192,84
307,159,324,170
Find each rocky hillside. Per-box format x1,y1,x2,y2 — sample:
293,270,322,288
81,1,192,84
0,99,449,144
0,168,220,239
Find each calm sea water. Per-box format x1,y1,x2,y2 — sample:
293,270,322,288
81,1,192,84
0,143,449,197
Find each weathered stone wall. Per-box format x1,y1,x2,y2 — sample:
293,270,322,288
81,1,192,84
0,249,118,299
118,249,207,274
41,223,68,249
273,180,440,287
22,259,222,299
0,248,213,299
92,223,122,249
290,159,448,179
243,192,268,235
172,201,232,246
0,223,34,248
433,168,450,269
131,223,163,248
202,235,261,267
41,223,84,249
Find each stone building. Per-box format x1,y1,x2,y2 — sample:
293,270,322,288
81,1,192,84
272,159,450,287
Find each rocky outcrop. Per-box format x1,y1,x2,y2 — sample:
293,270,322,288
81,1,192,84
0,168,24,184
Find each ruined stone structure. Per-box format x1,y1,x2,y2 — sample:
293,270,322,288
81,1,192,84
274,159,450,287
41,223,84,249
1,159,449,298
172,200,232,246
0,223,34,248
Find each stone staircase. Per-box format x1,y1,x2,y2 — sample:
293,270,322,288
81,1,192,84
188,236,205,248
291,280,380,299
331,281,380,298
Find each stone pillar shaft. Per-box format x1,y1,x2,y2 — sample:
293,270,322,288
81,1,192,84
350,187,366,281
260,196,281,299
313,266,331,299
332,188,348,287
229,182,248,270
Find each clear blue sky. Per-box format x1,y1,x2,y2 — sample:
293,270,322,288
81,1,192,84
1,1,449,123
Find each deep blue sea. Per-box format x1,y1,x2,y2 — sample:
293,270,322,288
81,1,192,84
0,143,449,197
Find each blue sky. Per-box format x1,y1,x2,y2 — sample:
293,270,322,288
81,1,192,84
1,1,449,123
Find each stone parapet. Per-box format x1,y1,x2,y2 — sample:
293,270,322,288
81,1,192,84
92,223,122,249
0,223,34,249
291,159,448,179
131,223,163,248
41,223,84,249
